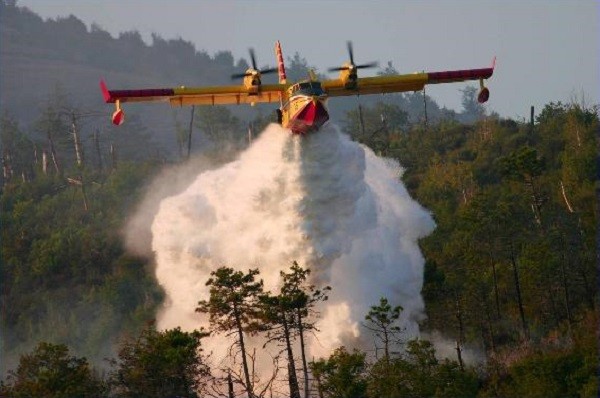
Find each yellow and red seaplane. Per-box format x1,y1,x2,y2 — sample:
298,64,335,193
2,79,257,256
101,41,495,134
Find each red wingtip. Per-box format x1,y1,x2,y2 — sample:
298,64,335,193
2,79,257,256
100,79,111,102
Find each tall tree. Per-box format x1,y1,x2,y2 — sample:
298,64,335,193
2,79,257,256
280,262,330,398
362,297,404,361
500,146,545,225
259,292,301,398
0,115,34,184
196,267,264,397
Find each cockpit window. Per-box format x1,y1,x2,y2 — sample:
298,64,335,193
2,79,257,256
290,81,324,96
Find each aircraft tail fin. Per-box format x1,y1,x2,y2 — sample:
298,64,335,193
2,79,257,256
100,79,112,102
275,41,287,84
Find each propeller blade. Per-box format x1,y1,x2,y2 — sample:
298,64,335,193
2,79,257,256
347,41,354,65
231,72,251,80
328,42,377,74
356,62,379,69
328,66,350,72
249,48,257,70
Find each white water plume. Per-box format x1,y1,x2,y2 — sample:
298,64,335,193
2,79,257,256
146,123,434,365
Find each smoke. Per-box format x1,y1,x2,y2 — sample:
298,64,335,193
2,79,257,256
129,123,435,371
424,331,485,366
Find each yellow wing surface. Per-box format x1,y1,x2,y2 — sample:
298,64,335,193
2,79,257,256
321,61,495,97
100,81,286,106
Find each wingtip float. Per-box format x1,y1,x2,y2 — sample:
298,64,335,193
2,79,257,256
100,42,496,134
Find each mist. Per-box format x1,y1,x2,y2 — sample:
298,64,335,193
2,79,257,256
126,123,435,381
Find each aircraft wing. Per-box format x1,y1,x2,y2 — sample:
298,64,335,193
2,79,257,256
100,81,287,106
321,58,495,97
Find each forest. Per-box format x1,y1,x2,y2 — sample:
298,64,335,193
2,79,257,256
1,1,598,397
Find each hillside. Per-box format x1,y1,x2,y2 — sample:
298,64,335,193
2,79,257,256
1,2,598,397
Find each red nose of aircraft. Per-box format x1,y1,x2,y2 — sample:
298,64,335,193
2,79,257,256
295,99,329,129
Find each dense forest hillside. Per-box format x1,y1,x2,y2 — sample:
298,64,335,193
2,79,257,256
1,1,598,397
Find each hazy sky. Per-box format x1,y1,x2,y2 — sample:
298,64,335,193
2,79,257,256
19,0,599,118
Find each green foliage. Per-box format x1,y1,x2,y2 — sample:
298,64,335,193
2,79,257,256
196,267,264,396
363,297,404,359
382,103,597,397
311,347,368,398
279,261,331,324
196,267,264,334
109,326,209,398
503,350,590,398
259,262,329,343
0,342,106,397
1,162,164,374
1,114,35,182
499,146,544,181
366,339,479,398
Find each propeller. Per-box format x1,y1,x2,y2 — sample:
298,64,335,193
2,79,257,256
328,41,378,72
231,48,278,79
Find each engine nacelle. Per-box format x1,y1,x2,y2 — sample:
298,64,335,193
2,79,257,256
477,87,490,103
112,109,125,125
111,99,125,125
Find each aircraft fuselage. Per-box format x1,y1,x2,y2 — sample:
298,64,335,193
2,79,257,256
281,81,329,134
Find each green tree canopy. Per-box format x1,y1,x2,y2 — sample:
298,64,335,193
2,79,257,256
0,342,105,398
109,326,209,398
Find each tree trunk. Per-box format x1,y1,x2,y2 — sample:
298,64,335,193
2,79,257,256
559,252,573,331
313,369,324,398
42,150,48,175
383,327,390,361
233,303,254,398
560,181,574,213
2,151,12,182
478,284,497,356
509,243,529,339
228,371,235,398
455,340,464,371
70,112,84,168
489,249,501,319
47,128,60,175
454,292,465,370
297,310,310,398
283,315,301,398
525,176,543,227
110,143,117,171
485,302,497,355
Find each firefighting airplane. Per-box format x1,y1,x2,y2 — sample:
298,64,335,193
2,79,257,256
100,41,495,135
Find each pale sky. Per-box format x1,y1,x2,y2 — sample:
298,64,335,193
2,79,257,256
18,0,599,118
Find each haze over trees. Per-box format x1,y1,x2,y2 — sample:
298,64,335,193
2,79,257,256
0,1,597,397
